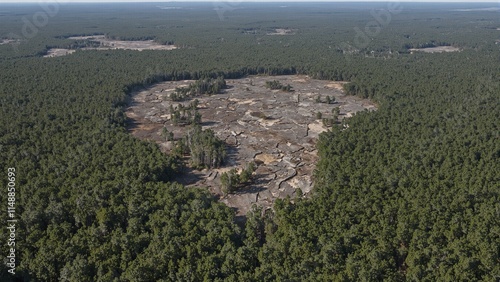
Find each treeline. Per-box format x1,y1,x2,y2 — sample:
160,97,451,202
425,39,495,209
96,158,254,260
170,77,226,101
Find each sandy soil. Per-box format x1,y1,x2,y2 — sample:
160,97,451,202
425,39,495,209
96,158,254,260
44,35,177,57
125,75,376,215
267,28,296,35
409,46,460,53
43,49,76,58
325,81,348,90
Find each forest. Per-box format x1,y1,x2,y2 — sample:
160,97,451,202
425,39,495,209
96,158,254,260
0,2,499,281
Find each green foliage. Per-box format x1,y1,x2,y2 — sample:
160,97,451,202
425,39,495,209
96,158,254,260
176,125,226,169
265,80,283,90
315,94,322,103
170,102,202,126
240,162,257,184
161,127,174,141
221,162,257,195
171,77,226,101
0,2,499,281
325,95,335,104
265,80,293,92
316,95,335,104
221,168,240,196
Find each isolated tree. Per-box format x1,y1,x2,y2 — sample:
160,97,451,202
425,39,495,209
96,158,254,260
192,111,202,125
161,127,169,140
240,162,257,183
316,94,324,103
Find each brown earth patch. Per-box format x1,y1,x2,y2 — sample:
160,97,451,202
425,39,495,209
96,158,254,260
125,75,376,215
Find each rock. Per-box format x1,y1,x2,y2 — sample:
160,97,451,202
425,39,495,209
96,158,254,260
275,168,298,189
252,151,263,158
279,183,295,197
282,156,301,168
287,175,313,194
278,143,304,154
254,153,279,165
226,135,238,146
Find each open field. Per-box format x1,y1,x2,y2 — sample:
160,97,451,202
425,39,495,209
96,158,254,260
68,35,178,51
44,35,177,57
267,28,296,35
409,46,461,53
0,39,18,45
126,75,376,214
43,48,76,58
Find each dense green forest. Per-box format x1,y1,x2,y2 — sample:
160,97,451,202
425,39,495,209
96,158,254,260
0,2,499,281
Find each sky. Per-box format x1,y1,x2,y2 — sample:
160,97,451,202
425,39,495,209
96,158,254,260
0,0,499,3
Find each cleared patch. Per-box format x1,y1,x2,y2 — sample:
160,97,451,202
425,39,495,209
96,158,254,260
409,46,460,53
44,35,177,57
267,28,296,35
0,39,19,45
43,49,76,58
125,75,376,215
325,82,348,90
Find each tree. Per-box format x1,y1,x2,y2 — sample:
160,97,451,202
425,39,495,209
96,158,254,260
220,172,230,196
265,80,283,90
192,111,202,125
315,94,322,103
332,107,340,116
178,125,226,168
161,127,170,141
240,162,257,183
326,95,335,104
281,84,293,92
220,162,257,195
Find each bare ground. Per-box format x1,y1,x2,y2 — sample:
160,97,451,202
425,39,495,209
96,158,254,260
43,49,76,58
44,35,177,57
0,39,19,45
409,46,460,53
267,28,296,35
125,75,376,215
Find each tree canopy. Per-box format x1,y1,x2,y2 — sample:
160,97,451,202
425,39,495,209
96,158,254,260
0,2,498,281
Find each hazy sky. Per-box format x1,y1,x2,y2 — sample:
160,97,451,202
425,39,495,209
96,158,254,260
0,0,499,3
